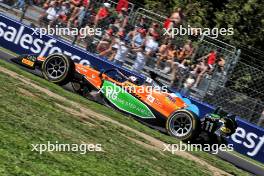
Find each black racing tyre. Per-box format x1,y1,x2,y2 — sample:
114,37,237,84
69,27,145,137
166,110,200,141
42,54,74,85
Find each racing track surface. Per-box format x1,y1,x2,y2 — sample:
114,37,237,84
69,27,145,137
0,48,264,176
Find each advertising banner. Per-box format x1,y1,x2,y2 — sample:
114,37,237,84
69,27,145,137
228,118,264,163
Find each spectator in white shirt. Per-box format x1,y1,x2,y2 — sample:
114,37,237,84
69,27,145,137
180,74,195,96
145,31,159,57
39,1,59,26
131,28,146,49
132,45,147,73
112,40,129,67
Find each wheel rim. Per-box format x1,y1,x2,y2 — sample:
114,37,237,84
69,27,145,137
170,112,193,137
45,57,66,79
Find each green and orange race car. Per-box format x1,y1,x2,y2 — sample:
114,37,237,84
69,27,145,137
11,53,237,142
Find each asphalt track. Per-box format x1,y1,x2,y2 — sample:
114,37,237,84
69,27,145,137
0,48,264,176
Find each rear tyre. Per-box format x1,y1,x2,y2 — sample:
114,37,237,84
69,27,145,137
42,54,74,85
166,110,200,141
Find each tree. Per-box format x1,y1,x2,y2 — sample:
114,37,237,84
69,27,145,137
214,0,264,51
136,0,263,50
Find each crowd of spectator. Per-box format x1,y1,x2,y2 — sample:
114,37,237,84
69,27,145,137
7,0,226,95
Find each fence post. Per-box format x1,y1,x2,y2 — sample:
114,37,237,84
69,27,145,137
20,4,29,22
223,49,241,85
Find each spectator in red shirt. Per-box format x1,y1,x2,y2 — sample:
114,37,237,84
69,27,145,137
191,50,217,87
163,8,184,38
207,50,217,66
116,0,128,13
94,3,111,26
163,18,171,30
82,0,89,8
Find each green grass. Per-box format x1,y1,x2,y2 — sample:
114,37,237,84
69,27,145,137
0,58,250,176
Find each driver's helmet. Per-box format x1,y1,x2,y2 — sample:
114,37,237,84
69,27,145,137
128,76,138,84
220,115,237,137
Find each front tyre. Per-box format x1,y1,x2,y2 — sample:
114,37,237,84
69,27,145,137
42,54,74,85
166,110,200,141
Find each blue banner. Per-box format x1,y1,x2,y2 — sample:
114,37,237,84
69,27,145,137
0,13,263,164
0,14,145,82
228,118,264,163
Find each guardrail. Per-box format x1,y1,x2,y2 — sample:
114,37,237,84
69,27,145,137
130,8,167,27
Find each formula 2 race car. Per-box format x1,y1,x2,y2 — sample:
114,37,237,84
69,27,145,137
11,53,238,142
